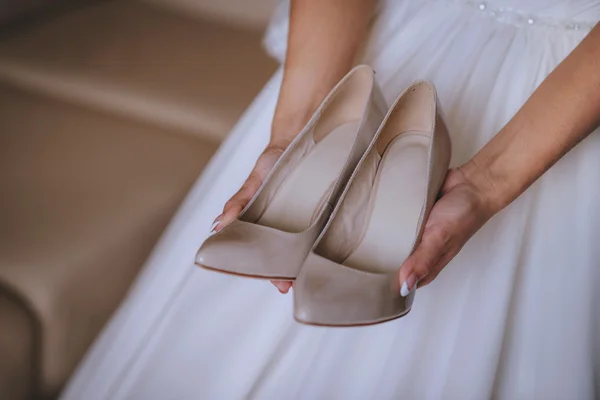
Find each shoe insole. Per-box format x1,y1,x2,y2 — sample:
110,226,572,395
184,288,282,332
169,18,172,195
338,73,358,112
257,121,359,233
344,131,430,273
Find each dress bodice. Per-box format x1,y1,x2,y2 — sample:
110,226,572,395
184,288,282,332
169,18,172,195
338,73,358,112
456,0,600,29
264,0,599,64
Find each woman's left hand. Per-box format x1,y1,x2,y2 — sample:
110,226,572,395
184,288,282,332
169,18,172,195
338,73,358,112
398,167,498,294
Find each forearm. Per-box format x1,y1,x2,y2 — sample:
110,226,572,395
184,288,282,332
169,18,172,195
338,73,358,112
462,24,600,212
270,0,375,148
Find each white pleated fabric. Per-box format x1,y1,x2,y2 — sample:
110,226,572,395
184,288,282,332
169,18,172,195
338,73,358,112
62,1,600,399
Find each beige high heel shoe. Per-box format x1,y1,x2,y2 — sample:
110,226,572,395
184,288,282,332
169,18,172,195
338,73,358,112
294,81,452,326
195,65,388,280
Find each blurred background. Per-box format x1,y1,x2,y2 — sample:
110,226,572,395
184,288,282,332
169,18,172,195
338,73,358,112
0,0,278,398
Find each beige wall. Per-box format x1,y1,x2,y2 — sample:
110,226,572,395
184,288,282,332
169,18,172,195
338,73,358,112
141,0,279,28
0,1,278,397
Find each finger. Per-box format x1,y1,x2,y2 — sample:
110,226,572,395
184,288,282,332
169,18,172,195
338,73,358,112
271,280,293,294
416,246,455,287
398,225,452,295
223,174,262,214
208,220,220,234
213,172,264,232
235,147,283,201
212,147,284,231
212,214,223,225
214,203,244,232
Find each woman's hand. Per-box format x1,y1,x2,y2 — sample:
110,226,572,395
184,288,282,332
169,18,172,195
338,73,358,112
211,145,284,233
210,138,298,295
397,24,600,293
210,0,376,294
397,166,498,294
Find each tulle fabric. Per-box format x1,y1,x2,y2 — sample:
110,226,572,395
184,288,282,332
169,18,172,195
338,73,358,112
62,1,600,399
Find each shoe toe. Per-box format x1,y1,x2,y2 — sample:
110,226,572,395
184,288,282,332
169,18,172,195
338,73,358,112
196,219,312,280
294,253,414,326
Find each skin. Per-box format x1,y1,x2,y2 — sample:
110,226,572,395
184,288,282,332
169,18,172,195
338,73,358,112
212,0,600,294
212,0,375,293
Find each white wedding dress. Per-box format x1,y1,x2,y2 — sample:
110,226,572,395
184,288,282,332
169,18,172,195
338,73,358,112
62,1,600,399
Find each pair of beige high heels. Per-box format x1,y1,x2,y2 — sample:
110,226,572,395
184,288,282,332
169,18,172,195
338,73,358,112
196,65,451,327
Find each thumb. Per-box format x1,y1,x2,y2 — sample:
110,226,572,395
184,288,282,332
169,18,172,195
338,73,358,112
398,226,451,296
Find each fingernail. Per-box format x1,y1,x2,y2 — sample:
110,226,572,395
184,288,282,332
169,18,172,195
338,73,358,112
400,274,417,297
209,220,219,235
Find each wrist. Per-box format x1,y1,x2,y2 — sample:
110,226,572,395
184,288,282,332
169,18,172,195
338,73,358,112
270,66,350,149
270,108,316,149
457,157,507,215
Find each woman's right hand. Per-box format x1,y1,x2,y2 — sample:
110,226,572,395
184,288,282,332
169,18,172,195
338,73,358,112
209,0,377,295
211,144,284,234
211,138,298,295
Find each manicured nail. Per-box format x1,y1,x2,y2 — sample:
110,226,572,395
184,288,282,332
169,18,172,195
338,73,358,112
209,221,219,235
400,274,417,297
